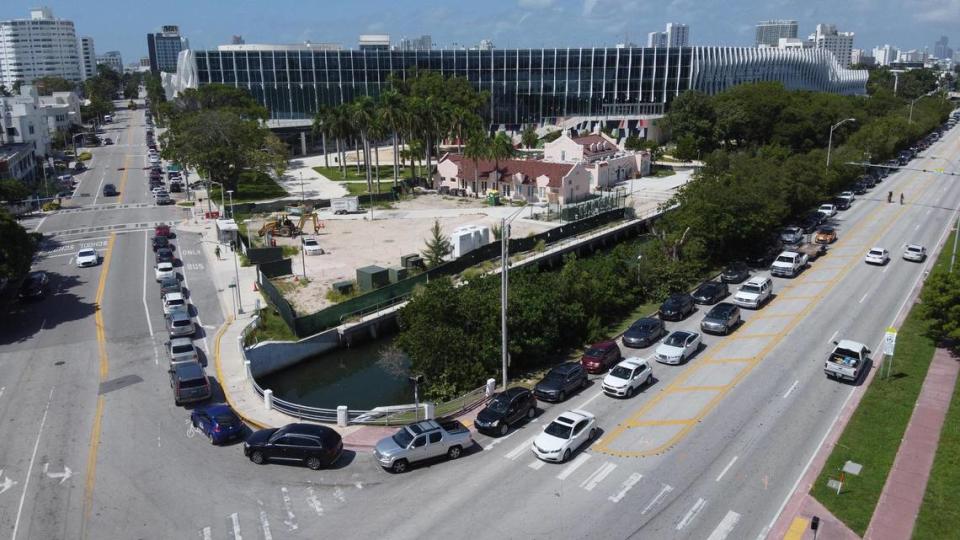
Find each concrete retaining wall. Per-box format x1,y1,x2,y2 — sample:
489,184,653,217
244,326,341,377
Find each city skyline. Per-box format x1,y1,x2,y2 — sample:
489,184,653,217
4,0,958,72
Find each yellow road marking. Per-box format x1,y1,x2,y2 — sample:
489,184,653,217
669,385,728,393
629,418,695,427
705,358,755,364
213,317,268,430
784,517,809,540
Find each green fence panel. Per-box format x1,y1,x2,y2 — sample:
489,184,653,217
259,258,293,278
258,272,297,329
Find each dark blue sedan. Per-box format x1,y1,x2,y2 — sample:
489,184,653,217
190,403,245,444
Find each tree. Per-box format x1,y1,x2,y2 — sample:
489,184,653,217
464,132,491,192
0,85,11,97
921,268,960,347
0,209,35,283
0,179,30,202
166,84,268,122
421,219,453,267
489,131,515,178
624,135,643,151
521,125,539,149
351,95,377,193
32,76,74,95
663,90,717,155
378,88,407,189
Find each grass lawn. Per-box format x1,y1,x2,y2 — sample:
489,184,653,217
245,304,298,345
810,232,955,535
209,171,288,204
343,181,395,197
652,167,677,177
313,165,408,181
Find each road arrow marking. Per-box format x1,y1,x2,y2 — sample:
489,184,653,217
42,463,73,484
0,470,17,494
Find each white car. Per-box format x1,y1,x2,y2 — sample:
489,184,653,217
531,410,597,463
76,248,99,267
840,190,855,201
162,292,188,316
818,204,837,218
655,331,702,365
864,247,890,265
602,358,653,398
733,276,773,309
903,244,927,262
155,261,175,281
149,155,160,164
302,236,324,255
151,186,166,195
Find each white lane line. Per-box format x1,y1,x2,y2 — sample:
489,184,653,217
257,502,272,540
859,291,870,303
32,215,47,233
306,486,323,516
0,387,4,400
577,389,605,409
706,510,742,540
828,330,839,343
280,487,297,531
676,497,707,530
926,208,932,215
93,171,106,206
12,387,54,540
783,380,800,399
556,452,592,480
915,223,921,230
608,472,643,503
580,461,617,491
504,435,538,460
642,483,674,515
483,428,519,451
200,526,211,540
716,455,739,482
142,231,154,337
528,459,546,470
229,512,242,540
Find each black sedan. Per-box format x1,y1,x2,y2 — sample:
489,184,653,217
244,423,343,470
474,387,537,437
659,293,695,321
152,236,171,251
622,317,666,348
533,362,588,402
155,247,175,264
721,262,750,284
19,271,49,300
691,281,728,305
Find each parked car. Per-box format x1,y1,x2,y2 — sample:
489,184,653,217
833,196,851,211
655,331,702,365
817,204,837,218
531,410,597,463
102,183,118,197
800,212,824,233
168,181,183,193
474,387,537,437
155,262,175,281
169,361,211,406
154,223,173,238
152,236,171,251
864,247,890,265
166,312,195,337
903,244,927,262
745,242,784,267
779,226,805,246
691,281,728,305
373,420,471,473
733,276,773,309
534,362,588,402
770,251,809,278
659,293,696,321
162,292,188,316
246,423,344,470
720,262,750,284
18,271,49,300
302,236,324,255
155,247,175,264
815,226,837,244
190,403,245,445
159,275,182,297
622,317,666,348
103,137,113,145
851,181,868,195
580,341,622,374
601,358,653,398
166,336,199,364
76,248,100,267
156,194,174,205
824,340,870,382
700,302,741,335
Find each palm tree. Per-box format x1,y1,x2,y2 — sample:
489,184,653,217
463,132,490,194
489,131,515,194
326,104,354,178
351,95,377,193
367,113,388,194
311,105,330,168
379,88,407,190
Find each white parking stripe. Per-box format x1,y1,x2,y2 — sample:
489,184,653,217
528,459,545,470
280,486,298,531
200,527,211,540
642,483,674,515
306,486,323,516
504,435,538,460
556,453,592,480
580,462,617,491
716,455,738,482
608,472,643,503
483,428,519,451
229,512,242,540
676,497,707,530
706,510,742,540
782,380,800,399
258,504,272,540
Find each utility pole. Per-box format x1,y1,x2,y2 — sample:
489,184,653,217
826,118,857,170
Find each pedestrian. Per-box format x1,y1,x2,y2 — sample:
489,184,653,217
900,193,904,205
887,191,893,203
214,245,221,260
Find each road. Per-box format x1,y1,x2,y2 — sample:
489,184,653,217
0,104,957,540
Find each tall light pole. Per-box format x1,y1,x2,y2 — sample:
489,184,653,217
227,189,234,220
909,97,922,124
826,118,857,170
227,189,243,314
500,206,527,390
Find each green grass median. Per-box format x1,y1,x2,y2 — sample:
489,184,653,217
312,165,408,181
209,171,287,204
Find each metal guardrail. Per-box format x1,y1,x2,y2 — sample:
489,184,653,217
338,293,413,325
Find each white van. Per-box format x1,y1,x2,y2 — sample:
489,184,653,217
733,276,773,309
103,114,113,123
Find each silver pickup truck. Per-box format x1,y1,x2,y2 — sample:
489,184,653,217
824,340,871,382
374,419,473,473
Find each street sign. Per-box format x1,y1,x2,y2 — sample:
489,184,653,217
883,327,898,356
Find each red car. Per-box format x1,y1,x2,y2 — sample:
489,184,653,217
154,223,172,238
580,341,622,374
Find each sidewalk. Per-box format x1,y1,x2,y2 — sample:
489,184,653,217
864,347,960,540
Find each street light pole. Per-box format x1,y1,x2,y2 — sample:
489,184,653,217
909,98,920,124
826,118,857,170
227,189,234,220
500,206,527,391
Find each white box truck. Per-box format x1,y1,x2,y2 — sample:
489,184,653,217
331,196,360,215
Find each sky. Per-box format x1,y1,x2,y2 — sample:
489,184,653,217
5,0,959,67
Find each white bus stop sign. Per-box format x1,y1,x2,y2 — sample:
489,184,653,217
883,327,897,356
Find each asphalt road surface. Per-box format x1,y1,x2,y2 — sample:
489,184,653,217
0,104,958,540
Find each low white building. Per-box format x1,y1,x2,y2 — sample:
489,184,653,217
542,132,651,191
0,143,39,184
38,91,82,132
0,85,52,157
434,154,592,205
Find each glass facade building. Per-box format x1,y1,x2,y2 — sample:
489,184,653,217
170,45,867,125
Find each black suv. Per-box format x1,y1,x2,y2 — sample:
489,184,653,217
659,293,695,321
475,387,537,436
152,235,171,251
700,302,742,335
155,247,175,264
244,423,343,470
534,363,587,402
622,317,666,348
691,281,728,305
721,262,750,284
102,183,118,197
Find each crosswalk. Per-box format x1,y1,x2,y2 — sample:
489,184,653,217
196,483,345,539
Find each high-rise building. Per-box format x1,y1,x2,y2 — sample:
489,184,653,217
231,35,245,45
850,48,875,67
755,20,798,47
147,25,189,74
478,39,494,51
97,51,123,73
79,36,96,80
872,44,899,66
647,23,689,48
807,24,855,67
396,35,432,51
646,31,665,48
0,8,82,88
358,34,390,51
934,36,953,60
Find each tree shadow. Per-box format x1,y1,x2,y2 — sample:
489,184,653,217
0,271,97,346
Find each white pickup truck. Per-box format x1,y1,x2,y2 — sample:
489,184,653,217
374,419,472,473
824,340,871,382
770,250,809,278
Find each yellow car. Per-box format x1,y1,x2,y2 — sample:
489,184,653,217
815,225,837,244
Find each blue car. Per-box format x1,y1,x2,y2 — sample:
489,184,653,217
190,403,245,444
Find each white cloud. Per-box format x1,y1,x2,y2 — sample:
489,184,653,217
582,0,600,16
906,0,960,22
518,0,555,7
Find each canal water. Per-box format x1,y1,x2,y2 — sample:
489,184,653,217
256,336,415,410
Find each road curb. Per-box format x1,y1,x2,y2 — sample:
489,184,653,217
212,315,269,431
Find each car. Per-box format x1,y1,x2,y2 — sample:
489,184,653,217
102,183,118,197
903,244,927,262
659,293,696,321
162,292,188,316
18,271,49,300
156,194,174,205
864,247,890,265
154,223,173,238
779,226,805,246
691,281,728,305
169,361,211,406
533,362,588,402
168,182,183,193
166,311,195,337
825,340,871,382
103,137,113,145
474,387,537,436
149,155,160,164
746,242,784,267
155,247,175,264
851,181,868,195
155,261,175,281
733,276,773,309
601,358,653,398
815,225,837,244
190,403,246,445
580,341,622,374
720,262,750,284
245,423,343,470
531,410,597,463
833,196,851,211
700,302,742,335
799,212,823,233
152,235,171,251
302,236,324,255
151,186,166,196
166,336,199,364
817,204,837,218
622,317,666,348
76,248,99,267
655,331,702,365
159,275,182,297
